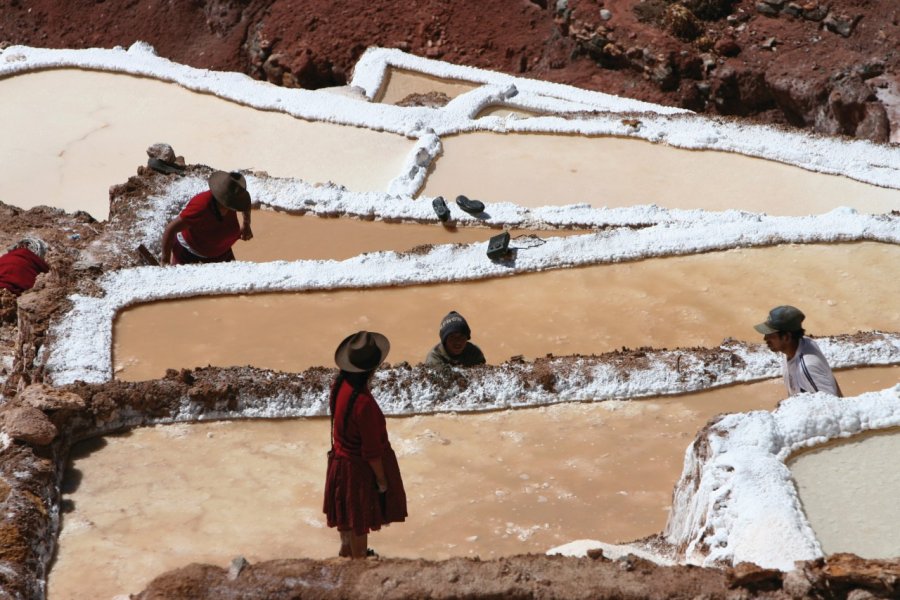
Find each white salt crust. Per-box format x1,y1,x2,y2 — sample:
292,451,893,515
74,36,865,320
664,385,900,571
2,44,898,571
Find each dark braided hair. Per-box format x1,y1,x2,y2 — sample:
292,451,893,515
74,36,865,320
329,370,372,440
210,197,224,222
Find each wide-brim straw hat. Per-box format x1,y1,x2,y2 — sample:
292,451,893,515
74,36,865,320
208,171,251,211
334,331,391,373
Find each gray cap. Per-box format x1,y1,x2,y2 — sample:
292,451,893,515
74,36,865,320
754,305,805,335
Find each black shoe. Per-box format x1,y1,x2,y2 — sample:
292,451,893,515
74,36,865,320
432,196,450,222
455,194,485,215
147,157,185,175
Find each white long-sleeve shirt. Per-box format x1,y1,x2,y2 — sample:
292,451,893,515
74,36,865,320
784,337,840,397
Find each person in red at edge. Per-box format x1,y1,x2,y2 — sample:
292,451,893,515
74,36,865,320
0,238,50,295
159,171,253,265
324,331,407,559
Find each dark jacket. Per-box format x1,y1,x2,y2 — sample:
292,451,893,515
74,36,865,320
424,342,486,367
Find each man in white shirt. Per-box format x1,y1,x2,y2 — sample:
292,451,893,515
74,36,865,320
754,305,843,397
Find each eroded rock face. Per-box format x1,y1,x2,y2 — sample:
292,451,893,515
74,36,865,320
1,405,57,446
1,0,897,142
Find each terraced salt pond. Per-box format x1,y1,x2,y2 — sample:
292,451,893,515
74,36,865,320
5,68,898,222
420,132,900,214
50,366,899,599
114,242,900,380
0,69,413,219
789,427,900,559
374,68,479,104
243,210,579,262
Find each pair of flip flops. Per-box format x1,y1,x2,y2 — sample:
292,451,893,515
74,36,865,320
432,195,485,221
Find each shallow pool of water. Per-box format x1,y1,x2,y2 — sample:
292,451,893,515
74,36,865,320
420,132,900,215
0,70,413,219
789,427,900,559
50,382,778,599
242,210,580,262
375,68,479,105
50,366,898,599
113,242,900,381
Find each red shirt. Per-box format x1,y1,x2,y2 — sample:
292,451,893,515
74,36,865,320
0,248,50,295
331,380,389,461
178,191,240,258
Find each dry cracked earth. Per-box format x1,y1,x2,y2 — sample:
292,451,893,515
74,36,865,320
1,1,900,598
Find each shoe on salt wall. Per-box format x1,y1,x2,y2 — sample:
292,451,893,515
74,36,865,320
432,196,450,221
455,194,485,215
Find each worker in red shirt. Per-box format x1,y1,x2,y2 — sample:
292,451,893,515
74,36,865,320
0,238,50,295
160,171,253,265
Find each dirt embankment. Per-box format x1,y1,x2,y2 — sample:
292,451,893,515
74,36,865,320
2,1,898,142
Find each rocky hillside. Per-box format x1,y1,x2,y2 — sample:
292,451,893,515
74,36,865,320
2,0,898,142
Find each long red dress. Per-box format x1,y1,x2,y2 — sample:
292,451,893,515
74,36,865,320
323,379,407,536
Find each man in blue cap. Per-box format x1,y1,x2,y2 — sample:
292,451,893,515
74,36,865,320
424,311,486,367
754,305,842,397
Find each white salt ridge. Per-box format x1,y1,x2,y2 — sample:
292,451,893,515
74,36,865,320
664,385,900,571
547,539,675,565
3,44,900,191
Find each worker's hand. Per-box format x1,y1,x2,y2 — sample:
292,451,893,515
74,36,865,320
376,479,388,493
241,223,254,241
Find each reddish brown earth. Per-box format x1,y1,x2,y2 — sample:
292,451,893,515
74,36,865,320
2,1,898,142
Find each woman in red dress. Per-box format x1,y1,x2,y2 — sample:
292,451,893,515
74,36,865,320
159,170,253,265
324,331,407,558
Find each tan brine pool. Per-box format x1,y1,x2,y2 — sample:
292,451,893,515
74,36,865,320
420,132,900,215
0,69,414,219
374,68,479,104
113,242,900,380
242,210,581,262
49,366,898,599
789,427,900,559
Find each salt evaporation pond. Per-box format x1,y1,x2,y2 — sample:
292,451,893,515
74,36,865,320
420,132,900,214
375,68,479,104
789,427,900,559
113,242,900,381
50,367,900,599
0,69,413,219
243,210,580,262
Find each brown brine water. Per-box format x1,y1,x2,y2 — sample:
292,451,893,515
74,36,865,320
420,131,900,215
0,70,414,219
49,367,899,599
114,242,900,381
374,68,479,104
241,210,581,263
788,427,900,559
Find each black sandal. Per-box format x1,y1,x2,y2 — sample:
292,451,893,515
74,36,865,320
455,194,485,215
432,196,450,221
